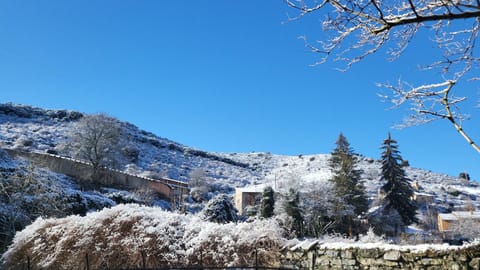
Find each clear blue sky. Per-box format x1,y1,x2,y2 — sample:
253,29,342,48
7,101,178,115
0,1,478,180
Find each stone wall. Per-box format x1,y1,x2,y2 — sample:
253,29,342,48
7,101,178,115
282,241,480,270
4,149,188,201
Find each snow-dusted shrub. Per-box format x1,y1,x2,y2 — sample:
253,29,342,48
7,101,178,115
358,227,386,243
368,205,404,237
1,204,285,269
13,135,33,149
201,194,238,223
122,145,140,163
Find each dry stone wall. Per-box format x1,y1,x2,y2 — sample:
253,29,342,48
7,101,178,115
3,149,188,201
282,242,480,270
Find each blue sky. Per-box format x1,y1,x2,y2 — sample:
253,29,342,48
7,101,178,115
0,1,478,180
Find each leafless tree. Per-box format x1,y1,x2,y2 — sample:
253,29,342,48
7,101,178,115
188,168,210,202
286,0,480,153
452,218,480,239
0,163,67,253
67,113,121,180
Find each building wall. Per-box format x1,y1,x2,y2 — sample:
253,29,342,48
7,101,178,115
235,189,261,215
437,215,452,232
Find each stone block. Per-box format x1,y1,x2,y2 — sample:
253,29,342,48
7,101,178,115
358,248,382,258
469,257,480,269
316,256,330,266
325,249,339,257
329,258,343,266
342,249,355,259
384,260,399,267
358,257,384,266
446,262,461,270
402,252,421,262
342,259,357,266
420,258,443,266
384,250,402,261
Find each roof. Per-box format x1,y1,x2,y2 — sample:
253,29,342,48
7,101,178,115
235,185,267,193
438,213,457,221
439,211,480,221
414,192,435,197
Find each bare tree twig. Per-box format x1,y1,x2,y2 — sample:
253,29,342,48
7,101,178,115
286,0,480,155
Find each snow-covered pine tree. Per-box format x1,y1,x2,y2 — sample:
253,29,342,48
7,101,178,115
260,186,275,218
380,133,418,227
329,133,368,235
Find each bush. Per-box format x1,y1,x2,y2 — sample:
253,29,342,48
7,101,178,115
1,204,285,269
201,194,238,224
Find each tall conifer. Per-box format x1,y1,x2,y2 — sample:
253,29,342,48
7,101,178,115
329,133,368,235
380,133,418,226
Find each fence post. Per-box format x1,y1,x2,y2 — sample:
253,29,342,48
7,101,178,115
200,251,203,267
255,247,258,270
141,250,146,269
27,256,31,270
85,253,90,270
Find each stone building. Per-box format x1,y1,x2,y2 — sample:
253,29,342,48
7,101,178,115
234,186,263,215
438,211,480,232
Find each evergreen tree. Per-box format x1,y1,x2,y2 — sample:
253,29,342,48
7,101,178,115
284,188,303,236
260,186,275,218
329,133,369,235
380,133,418,227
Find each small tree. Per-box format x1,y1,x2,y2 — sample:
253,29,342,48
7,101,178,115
452,218,480,240
380,134,418,229
302,181,336,237
329,133,369,236
66,113,121,180
283,188,304,236
201,194,238,224
260,186,275,218
189,168,209,202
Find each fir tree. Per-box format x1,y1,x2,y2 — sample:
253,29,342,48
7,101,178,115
260,186,275,218
329,133,369,235
380,133,418,227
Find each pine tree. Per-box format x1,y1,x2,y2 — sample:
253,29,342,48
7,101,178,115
329,133,369,235
380,133,418,227
260,186,275,218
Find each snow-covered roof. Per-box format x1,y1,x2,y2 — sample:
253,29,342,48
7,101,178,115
439,211,480,221
236,185,265,193
438,213,457,221
414,192,435,197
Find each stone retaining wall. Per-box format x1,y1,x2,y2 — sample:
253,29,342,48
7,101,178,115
4,149,188,201
282,242,480,270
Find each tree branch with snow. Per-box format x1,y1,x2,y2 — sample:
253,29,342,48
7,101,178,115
286,0,480,154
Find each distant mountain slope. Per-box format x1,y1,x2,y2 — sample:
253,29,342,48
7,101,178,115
0,103,478,211
0,103,260,187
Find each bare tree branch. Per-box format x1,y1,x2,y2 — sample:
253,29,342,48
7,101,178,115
286,0,480,155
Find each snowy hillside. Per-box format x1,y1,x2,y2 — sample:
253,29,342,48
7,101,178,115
219,151,479,209
0,103,478,211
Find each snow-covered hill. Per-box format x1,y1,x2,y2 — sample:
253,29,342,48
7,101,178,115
0,103,478,211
